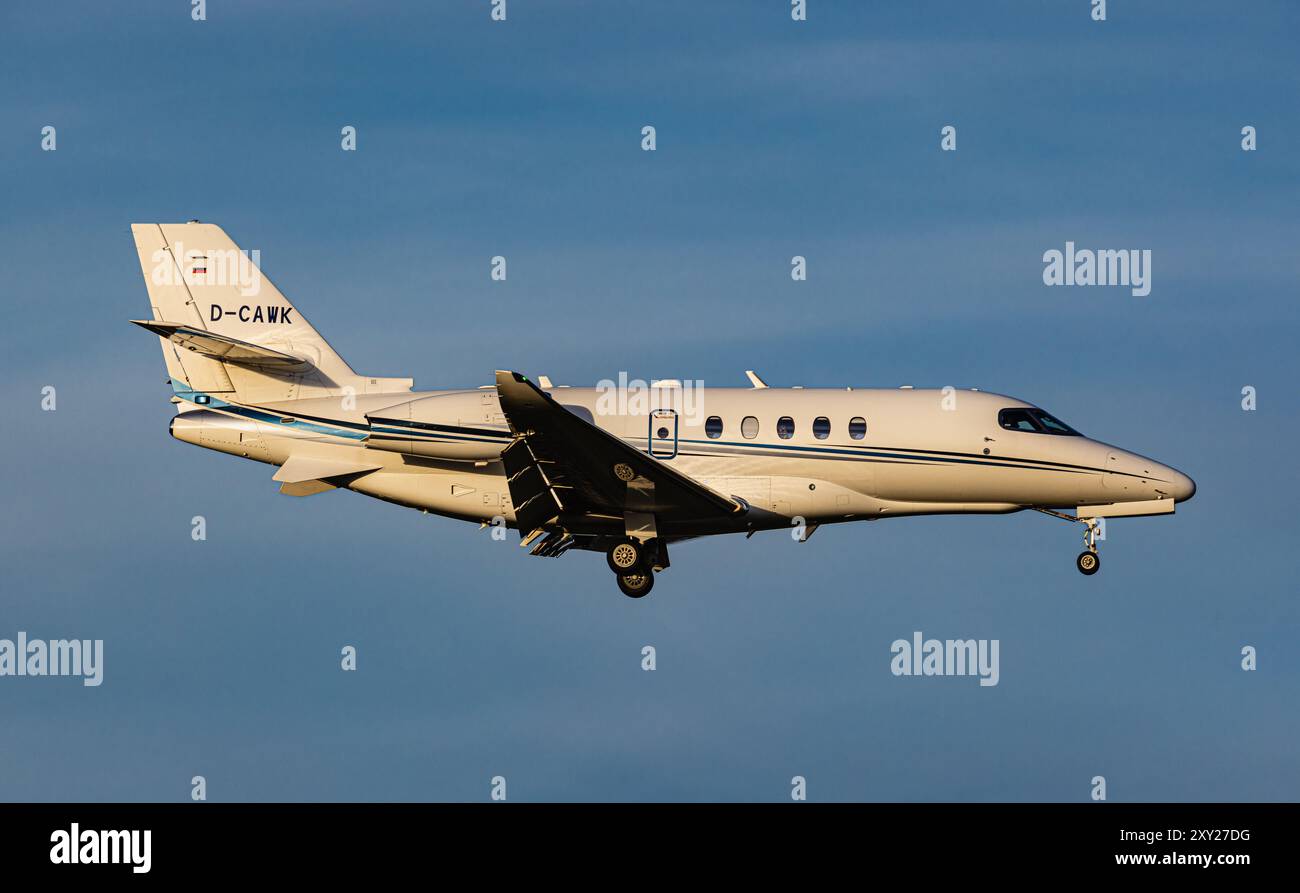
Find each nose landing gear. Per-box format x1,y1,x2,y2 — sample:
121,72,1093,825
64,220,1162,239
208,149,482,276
1076,518,1101,575
1034,508,1103,576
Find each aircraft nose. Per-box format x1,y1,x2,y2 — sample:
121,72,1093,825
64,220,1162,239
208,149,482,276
1165,467,1196,503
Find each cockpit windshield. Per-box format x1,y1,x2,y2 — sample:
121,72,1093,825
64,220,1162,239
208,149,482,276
998,408,1082,436
1031,410,1079,435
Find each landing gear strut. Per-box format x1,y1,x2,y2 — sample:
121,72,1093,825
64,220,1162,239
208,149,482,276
1034,509,1102,576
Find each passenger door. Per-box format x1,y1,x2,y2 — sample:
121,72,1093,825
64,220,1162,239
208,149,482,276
648,408,678,459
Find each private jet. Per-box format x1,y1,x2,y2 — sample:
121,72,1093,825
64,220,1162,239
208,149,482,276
132,222,1195,598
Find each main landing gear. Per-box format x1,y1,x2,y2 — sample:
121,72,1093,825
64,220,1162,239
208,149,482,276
1034,509,1102,576
606,538,665,598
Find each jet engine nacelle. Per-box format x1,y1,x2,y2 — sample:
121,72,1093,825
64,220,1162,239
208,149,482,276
364,390,510,462
169,410,271,461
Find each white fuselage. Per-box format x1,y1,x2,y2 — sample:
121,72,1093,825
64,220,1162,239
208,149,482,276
167,383,1195,536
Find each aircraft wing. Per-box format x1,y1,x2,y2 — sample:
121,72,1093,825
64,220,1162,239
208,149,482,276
131,320,310,370
494,370,744,537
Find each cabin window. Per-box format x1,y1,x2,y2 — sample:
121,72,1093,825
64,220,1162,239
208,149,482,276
812,417,831,440
848,417,867,440
705,416,723,439
776,416,795,439
741,416,759,439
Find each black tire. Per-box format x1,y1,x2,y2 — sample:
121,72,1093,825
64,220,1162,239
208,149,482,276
617,571,655,599
607,540,645,574
1076,551,1100,575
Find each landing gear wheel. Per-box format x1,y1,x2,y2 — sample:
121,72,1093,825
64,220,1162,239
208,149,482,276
607,540,645,574
1076,551,1100,575
617,571,655,599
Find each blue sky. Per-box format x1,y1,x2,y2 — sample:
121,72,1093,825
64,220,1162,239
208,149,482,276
1,0,1297,800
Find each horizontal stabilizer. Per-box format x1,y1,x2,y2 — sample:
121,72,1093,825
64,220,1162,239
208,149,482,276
131,320,310,370
272,454,383,485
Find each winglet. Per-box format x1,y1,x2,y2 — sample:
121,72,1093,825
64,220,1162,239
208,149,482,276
745,370,769,389
495,370,554,435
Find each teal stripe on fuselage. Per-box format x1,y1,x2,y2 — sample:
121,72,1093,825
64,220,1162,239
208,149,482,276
174,389,367,440
224,404,368,440
174,389,508,445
